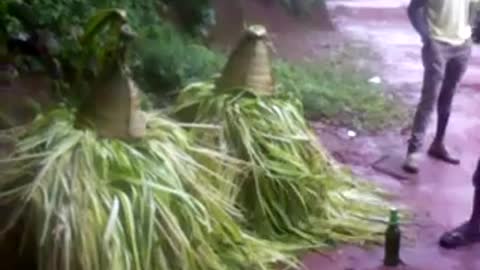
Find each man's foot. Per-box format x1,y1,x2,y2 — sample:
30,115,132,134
439,222,480,249
403,152,421,174
428,143,460,165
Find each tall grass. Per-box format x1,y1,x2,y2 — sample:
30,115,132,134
274,59,405,131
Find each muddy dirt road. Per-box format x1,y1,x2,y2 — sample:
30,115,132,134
304,1,480,269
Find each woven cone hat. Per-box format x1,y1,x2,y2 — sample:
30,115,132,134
76,66,146,140
76,24,145,140
216,25,274,95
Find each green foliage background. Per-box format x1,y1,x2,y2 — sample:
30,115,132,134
2,0,405,131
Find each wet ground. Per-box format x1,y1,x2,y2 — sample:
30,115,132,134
210,0,339,60
303,0,480,269
2,1,480,268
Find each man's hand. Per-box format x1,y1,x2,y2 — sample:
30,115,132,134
408,0,430,43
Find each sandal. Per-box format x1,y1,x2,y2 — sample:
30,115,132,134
439,223,480,249
428,146,460,165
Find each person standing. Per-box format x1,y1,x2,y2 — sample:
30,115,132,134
404,0,479,173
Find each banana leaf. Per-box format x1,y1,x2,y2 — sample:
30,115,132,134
81,9,127,47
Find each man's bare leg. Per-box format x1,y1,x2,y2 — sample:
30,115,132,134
470,188,480,227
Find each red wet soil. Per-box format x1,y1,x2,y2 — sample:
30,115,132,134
210,0,339,60
304,0,480,269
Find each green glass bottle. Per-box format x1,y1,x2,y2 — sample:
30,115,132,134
384,208,401,267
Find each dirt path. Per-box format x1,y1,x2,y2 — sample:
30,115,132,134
304,1,480,269
210,0,339,60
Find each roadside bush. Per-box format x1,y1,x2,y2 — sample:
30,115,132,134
3,0,404,131
132,24,224,100
131,22,404,130
274,60,404,131
277,0,326,16
161,0,215,36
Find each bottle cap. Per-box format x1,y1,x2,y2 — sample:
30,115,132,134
246,25,267,38
389,207,399,225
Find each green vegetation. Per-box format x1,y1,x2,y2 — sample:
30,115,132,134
277,0,327,16
175,83,391,246
170,24,395,251
161,0,214,35
1,108,298,270
274,60,405,131
132,26,405,131
132,24,223,104
1,9,297,270
1,0,405,131
0,2,408,269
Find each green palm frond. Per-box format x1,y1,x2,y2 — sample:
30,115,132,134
81,8,127,47
0,108,297,270
174,81,397,247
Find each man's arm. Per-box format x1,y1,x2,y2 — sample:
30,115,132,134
472,2,480,43
407,0,430,43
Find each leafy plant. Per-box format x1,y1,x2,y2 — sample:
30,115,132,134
132,24,224,101
175,82,396,247
272,0,326,16
54,8,137,108
161,0,214,36
132,22,403,131
24,0,159,31
273,59,405,132
0,108,297,270
0,9,299,270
